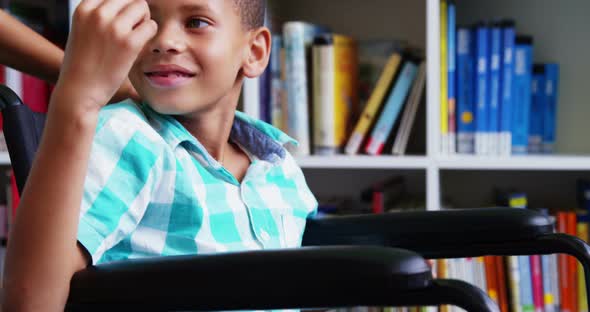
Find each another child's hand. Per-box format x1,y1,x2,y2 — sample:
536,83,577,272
56,0,156,112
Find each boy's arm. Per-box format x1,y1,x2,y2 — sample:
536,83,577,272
0,9,138,103
1,1,156,310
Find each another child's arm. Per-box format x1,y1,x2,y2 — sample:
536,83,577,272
1,1,156,311
0,8,139,103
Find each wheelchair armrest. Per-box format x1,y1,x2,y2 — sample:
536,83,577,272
302,207,554,251
67,246,431,311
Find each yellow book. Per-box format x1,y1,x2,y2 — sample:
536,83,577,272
440,0,448,154
313,34,359,154
437,259,450,312
345,53,401,155
334,35,359,150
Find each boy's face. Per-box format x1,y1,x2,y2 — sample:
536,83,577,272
129,0,250,115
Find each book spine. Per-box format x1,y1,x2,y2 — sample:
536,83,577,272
333,35,359,153
365,61,418,155
283,22,318,156
529,67,545,154
500,23,515,156
270,35,285,131
447,1,456,154
456,27,475,154
511,39,534,155
507,256,523,312
542,254,558,312
530,255,544,312
488,25,502,156
518,255,535,312
312,36,336,155
543,63,559,154
475,25,489,156
392,62,427,155
345,54,402,155
440,0,449,155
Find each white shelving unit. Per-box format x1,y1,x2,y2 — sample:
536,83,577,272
271,0,590,212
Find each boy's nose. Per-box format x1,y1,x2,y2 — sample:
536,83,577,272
150,26,186,54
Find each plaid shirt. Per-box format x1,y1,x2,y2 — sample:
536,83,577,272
77,100,318,265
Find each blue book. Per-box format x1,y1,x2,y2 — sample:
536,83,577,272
474,23,490,156
500,21,516,156
447,1,457,154
365,60,419,155
543,63,559,154
529,65,546,154
456,27,475,154
488,23,503,156
511,36,534,155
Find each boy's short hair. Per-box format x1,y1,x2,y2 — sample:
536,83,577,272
233,0,266,29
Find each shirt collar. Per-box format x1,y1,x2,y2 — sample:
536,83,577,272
140,103,297,164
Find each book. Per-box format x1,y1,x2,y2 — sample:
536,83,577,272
456,27,475,154
543,63,559,154
283,21,329,156
447,1,456,155
511,36,534,155
529,65,546,154
312,34,359,155
392,61,427,155
487,23,502,156
365,59,419,155
499,20,516,157
270,35,286,131
345,53,402,155
439,0,449,156
474,23,490,156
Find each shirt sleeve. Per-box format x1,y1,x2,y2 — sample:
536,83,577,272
77,103,162,265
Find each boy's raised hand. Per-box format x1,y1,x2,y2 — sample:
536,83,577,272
56,0,156,112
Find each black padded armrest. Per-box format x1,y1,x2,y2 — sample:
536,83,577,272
303,207,554,251
67,246,431,311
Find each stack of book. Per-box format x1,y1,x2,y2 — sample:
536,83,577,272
243,20,427,157
440,0,560,157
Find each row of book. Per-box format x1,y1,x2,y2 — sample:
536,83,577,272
317,178,590,312
440,0,560,156
244,20,427,157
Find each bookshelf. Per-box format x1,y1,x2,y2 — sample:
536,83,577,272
268,0,590,212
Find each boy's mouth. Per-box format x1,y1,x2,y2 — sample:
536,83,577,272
144,65,197,89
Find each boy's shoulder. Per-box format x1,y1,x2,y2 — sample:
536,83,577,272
97,99,151,129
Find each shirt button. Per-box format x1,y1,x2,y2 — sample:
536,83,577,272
260,229,270,241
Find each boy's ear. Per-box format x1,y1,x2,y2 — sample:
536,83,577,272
242,27,271,78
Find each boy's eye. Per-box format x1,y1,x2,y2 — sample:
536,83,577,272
186,18,210,29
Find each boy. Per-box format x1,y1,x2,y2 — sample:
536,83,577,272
2,0,318,311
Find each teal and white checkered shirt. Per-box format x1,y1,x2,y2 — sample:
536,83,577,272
77,100,318,265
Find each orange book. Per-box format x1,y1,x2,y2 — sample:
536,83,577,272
484,256,499,303
495,256,509,312
557,212,574,312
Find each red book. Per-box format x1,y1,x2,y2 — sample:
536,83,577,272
530,255,544,312
372,189,384,214
557,212,574,312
